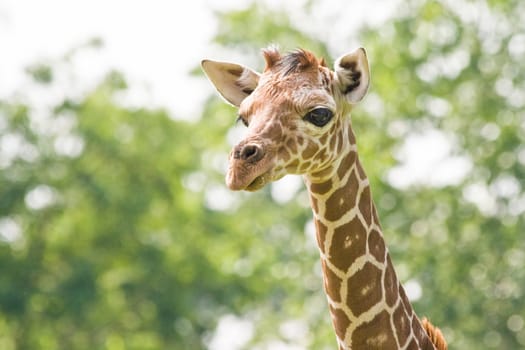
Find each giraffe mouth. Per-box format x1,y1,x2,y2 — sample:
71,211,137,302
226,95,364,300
245,173,269,191
227,168,271,192
226,160,274,192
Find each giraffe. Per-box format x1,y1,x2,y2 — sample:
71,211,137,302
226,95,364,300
201,47,447,350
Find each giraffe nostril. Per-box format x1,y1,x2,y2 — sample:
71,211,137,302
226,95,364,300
239,144,264,162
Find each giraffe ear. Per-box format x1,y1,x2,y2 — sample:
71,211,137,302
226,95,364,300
334,48,370,104
201,60,260,107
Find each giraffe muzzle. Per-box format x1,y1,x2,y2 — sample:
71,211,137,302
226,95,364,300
227,142,274,191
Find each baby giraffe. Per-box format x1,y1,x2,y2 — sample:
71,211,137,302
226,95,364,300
201,47,447,350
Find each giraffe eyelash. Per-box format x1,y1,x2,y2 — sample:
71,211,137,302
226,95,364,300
236,115,249,127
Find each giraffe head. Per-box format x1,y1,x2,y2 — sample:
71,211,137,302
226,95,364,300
201,47,370,191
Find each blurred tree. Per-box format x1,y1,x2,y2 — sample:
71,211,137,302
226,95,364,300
0,0,523,349
0,42,323,350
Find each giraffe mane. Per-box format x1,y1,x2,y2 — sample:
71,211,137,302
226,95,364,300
421,318,448,350
262,46,282,71
262,47,323,76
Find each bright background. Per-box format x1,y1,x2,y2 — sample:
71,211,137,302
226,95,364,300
0,0,398,118
0,0,524,349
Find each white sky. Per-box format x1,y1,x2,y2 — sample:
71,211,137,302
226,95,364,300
0,0,248,119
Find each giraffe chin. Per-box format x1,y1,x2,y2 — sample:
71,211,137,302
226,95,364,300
226,173,268,192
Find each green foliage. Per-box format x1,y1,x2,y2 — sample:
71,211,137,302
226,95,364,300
1,0,524,349
25,63,54,84
0,56,322,350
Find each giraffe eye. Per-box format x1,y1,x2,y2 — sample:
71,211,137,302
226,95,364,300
304,107,334,127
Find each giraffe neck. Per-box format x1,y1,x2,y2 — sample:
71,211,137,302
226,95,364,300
303,126,435,350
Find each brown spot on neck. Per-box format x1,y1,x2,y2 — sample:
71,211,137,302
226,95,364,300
358,185,373,225
346,262,383,316
393,301,412,348
383,255,400,307
329,217,367,271
337,150,357,180
368,229,386,262
352,310,397,349
329,305,351,342
315,219,328,253
309,179,333,196
323,170,359,221
322,259,343,303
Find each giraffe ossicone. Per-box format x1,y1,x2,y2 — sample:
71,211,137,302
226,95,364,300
201,47,447,350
